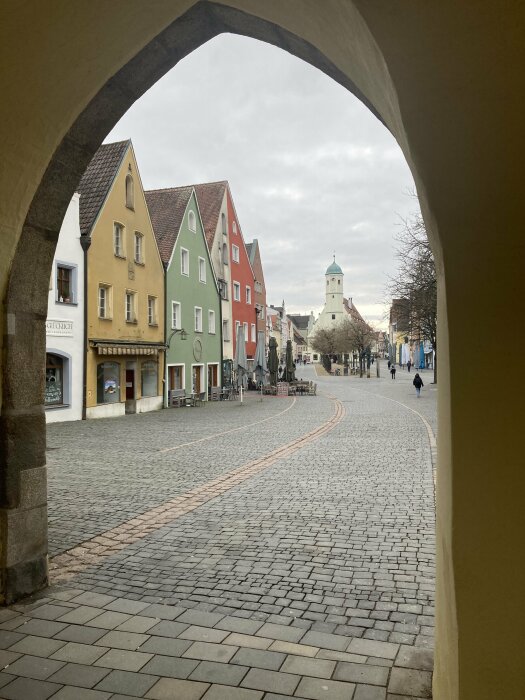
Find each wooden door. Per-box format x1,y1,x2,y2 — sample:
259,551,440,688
193,366,202,394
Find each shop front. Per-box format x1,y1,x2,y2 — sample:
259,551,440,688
87,341,164,419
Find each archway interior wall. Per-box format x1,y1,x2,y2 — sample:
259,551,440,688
1,2,525,698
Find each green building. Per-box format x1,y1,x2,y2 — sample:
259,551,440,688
146,186,222,401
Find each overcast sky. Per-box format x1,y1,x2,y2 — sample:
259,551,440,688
107,34,419,329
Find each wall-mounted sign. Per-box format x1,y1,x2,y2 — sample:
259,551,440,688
46,319,73,337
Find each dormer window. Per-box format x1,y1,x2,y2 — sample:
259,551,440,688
125,174,134,209
188,210,196,232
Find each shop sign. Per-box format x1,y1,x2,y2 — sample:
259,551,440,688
46,319,73,337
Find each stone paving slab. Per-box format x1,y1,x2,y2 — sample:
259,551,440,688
0,366,435,697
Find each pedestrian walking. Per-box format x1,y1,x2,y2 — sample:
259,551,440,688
387,359,391,370
413,372,424,397
407,360,412,372
390,365,396,379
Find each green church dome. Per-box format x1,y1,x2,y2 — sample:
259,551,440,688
326,258,343,275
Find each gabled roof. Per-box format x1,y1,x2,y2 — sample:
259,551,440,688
288,314,310,331
77,140,130,236
343,297,366,324
245,242,253,263
294,329,306,344
145,186,193,264
193,181,228,248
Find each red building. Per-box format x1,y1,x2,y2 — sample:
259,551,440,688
226,188,257,361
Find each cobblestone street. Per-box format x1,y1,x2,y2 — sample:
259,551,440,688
0,364,436,699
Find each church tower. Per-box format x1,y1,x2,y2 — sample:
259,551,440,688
324,256,344,316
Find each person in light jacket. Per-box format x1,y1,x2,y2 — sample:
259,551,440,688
413,372,424,397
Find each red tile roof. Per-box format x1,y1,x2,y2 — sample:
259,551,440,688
77,140,130,236
193,181,227,249
145,186,193,264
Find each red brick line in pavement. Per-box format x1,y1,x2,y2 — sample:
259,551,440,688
50,395,345,583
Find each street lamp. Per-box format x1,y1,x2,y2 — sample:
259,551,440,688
166,328,187,347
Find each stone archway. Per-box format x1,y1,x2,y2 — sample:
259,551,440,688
1,3,524,699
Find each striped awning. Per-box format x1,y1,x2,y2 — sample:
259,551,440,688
91,342,164,356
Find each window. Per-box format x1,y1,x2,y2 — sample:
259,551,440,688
141,360,158,397
45,354,64,406
208,310,216,334
218,279,228,300
194,306,203,332
172,301,181,329
232,244,240,263
198,257,206,283
243,322,248,343
56,264,76,303
125,291,136,322
134,232,144,264
222,242,228,265
332,314,336,320
181,248,189,275
188,209,196,232
97,361,120,404
148,296,157,325
235,320,241,338
114,222,125,257
232,221,238,235
98,284,111,319
222,319,230,341
246,286,251,304
251,323,256,342
125,174,134,209
233,281,240,301
221,212,227,235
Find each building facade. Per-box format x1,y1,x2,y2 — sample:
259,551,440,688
45,193,84,423
146,186,222,401
246,239,267,344
79,140,165,419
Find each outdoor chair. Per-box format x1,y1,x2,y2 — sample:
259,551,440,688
168,389,186,407
209,386,221,401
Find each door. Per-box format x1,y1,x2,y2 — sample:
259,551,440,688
193,366,202,394
208,364,218,390
125,369,135,400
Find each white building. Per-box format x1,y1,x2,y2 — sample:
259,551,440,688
45,193,84,422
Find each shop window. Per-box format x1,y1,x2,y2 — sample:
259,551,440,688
141,360,158,397
97,362,120,404
45,354,64,406
125,174,134,209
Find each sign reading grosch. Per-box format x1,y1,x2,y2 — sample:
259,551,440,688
46,319,73,337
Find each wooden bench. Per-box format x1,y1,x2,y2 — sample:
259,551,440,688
168,389,186,407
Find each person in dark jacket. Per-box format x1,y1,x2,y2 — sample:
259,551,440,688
390,365,396,379
413,372,424,397
407,360,412,372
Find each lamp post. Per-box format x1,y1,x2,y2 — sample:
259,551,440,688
164,328,187,407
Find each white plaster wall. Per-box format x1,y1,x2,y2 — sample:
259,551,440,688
45,193,84,423
136,396,162,413
86,402,125,420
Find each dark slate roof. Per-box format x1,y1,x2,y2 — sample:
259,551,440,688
289,314,310,331
77,140,130,236
145,186,193,264
193,181,227,249
294,329,306,344
245,242,253,262
343,297,366,324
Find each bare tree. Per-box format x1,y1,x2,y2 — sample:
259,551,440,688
335,317,377,376
310,327,338,372
388,210,438,383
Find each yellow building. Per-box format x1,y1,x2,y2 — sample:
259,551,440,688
78,141,165,418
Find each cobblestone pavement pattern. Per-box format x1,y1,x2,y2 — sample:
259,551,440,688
0,363,435,698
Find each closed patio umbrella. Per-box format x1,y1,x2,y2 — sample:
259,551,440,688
283,339,296,382
254,331,267,387
268,336,279,387
235,324,248,390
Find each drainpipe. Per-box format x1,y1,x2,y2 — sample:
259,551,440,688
219,282,224,388
163,261,168,408
79,231,92,420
